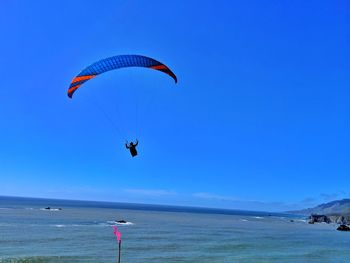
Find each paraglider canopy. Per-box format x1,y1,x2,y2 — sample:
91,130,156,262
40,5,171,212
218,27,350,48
68,55,177,98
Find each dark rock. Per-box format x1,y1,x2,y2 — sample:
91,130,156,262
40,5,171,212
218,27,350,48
45,207,50,210
116,220,127,224
337,224,350,231
309,214,331,224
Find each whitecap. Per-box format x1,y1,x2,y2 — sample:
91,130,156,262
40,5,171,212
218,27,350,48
115,221,134,226
40,208,61,211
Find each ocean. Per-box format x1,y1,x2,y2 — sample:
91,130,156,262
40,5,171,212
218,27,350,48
1,196,350,263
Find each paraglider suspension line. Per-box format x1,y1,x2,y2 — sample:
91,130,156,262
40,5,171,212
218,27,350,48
88,95,127,141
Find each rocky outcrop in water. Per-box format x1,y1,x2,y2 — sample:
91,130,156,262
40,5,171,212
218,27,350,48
337,224,350,231
308,214,331,224
288,199,350,229
308,214,350,224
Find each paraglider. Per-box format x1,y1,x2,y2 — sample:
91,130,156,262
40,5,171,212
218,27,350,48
125,140,139,157
68,55,177,157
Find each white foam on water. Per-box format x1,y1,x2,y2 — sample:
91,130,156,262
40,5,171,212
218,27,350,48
40,208,61,211
116,221,134,226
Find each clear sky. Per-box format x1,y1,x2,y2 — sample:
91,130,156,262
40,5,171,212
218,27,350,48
0,0,349,211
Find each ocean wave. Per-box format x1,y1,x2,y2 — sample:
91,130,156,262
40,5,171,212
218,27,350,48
297,219,307,223
0,255,83,263
116,221,133,225
0,223,17,227
96,222,111,227
39,208,61,211
49,223,91,227
53,224,65,228
107,220,134,226
2,222,114,228
49,221,115,228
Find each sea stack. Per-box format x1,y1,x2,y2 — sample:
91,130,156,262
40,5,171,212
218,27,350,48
337,225,350,231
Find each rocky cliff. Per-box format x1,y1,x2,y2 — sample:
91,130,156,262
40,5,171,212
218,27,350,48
309,214,350,224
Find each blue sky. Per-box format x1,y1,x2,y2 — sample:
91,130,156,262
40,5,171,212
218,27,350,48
0,0,349,211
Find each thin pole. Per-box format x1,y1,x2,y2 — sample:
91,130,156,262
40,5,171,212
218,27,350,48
118,240,121,263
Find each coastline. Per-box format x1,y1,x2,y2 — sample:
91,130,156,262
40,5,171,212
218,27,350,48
2,196,350,262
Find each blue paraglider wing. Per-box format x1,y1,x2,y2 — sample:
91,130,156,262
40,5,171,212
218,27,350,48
68,55,177,98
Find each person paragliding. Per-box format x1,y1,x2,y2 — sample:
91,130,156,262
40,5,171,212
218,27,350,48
125,139,139,157
67,55,177,157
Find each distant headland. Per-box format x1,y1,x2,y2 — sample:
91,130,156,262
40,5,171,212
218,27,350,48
288,199,350,229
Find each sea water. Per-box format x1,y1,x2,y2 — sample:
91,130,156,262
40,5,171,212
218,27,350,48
1,196,350,263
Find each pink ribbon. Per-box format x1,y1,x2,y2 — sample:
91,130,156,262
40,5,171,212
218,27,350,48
113,226,121,242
